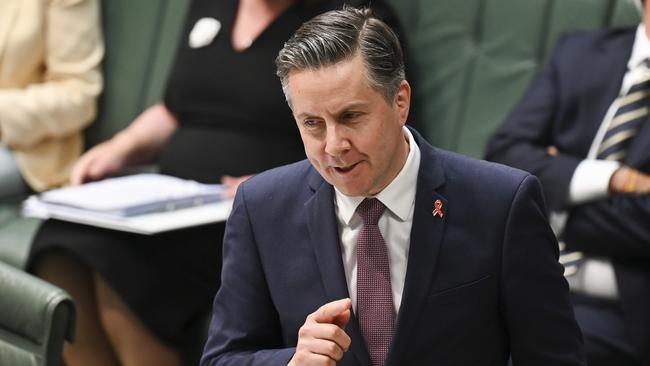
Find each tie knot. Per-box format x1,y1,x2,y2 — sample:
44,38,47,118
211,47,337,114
356,198,386,225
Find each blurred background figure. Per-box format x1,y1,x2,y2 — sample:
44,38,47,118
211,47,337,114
487,0,650,365
27,1,404,366
0,0,103,199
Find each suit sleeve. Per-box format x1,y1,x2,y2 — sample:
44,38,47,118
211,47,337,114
562,194,650,260
501,175,585,365
0,0,103,148
200,184,296,366
485,36,582,211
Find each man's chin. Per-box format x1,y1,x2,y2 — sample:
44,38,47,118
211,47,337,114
330,181,369,197
316,167,370,196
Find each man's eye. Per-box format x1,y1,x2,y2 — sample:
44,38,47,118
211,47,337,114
342,112,361,121
304,119,320,127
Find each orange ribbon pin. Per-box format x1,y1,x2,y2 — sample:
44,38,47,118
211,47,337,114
432,199,444,218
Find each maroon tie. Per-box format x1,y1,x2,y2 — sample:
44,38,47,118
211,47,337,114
356,198,395,366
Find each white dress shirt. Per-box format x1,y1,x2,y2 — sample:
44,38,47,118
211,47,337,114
334,127,420,314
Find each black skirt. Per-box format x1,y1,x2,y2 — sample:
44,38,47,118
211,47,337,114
28,219,224,347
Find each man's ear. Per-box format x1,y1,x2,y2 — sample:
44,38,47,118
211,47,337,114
394,80,411,126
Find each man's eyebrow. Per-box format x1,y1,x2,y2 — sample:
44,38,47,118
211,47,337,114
295,101,371,120
295,112,315,120
330,101,372,116
338,102,368,111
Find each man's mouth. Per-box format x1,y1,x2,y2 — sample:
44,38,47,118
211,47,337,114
334,162,360,173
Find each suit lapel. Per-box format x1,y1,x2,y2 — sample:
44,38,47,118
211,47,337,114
386,131,447,366
579,30,636,149
0,0,19,65
305,169,372,366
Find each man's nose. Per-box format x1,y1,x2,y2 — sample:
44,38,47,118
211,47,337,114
324,124,351,157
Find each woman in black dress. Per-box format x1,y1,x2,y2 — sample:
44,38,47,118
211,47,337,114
28,0,403,365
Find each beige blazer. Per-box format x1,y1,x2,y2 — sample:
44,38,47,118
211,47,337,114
0,0,103,191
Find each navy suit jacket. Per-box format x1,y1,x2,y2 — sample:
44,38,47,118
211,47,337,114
201,129,584,366
486,28,650,364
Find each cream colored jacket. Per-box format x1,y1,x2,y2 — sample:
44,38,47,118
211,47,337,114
0,0,103,191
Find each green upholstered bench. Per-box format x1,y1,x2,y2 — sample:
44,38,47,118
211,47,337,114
386,0,641,157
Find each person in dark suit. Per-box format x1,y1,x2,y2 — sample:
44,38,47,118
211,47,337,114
486,1,650,365
201,6,585,366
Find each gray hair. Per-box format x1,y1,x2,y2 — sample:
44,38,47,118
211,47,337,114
275,6,405,103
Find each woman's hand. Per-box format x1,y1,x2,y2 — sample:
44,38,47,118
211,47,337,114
70,134,134,185
70,104,178,185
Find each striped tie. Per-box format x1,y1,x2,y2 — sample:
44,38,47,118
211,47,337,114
559,241,584,277
597,59,650,161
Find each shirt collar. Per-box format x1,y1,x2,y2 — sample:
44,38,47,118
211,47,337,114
628,24,650,70
334,127,421,225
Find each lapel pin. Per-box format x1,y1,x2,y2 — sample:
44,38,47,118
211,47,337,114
432,199,444,218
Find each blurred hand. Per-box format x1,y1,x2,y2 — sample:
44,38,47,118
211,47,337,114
547,145,559,156
288,298,352,366
609,166,650,195
70,135,133,185
221,174,253,198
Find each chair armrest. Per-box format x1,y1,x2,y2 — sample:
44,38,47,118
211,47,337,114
0,261,75,366
0,203,42,269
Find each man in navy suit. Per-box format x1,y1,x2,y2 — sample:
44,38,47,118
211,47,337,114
487,1,650,365
201,6,584,366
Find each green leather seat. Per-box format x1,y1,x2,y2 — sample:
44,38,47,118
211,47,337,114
0,196,41,268
85,0,189,147
0,261,75,366
386,0,641,157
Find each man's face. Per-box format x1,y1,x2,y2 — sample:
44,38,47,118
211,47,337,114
286,54,411,197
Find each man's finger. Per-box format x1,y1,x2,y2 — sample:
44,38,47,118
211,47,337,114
310,298,352,324
300,336,346,361
332,308,351,329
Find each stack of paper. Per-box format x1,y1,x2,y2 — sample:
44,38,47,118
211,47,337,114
22,174,234,235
